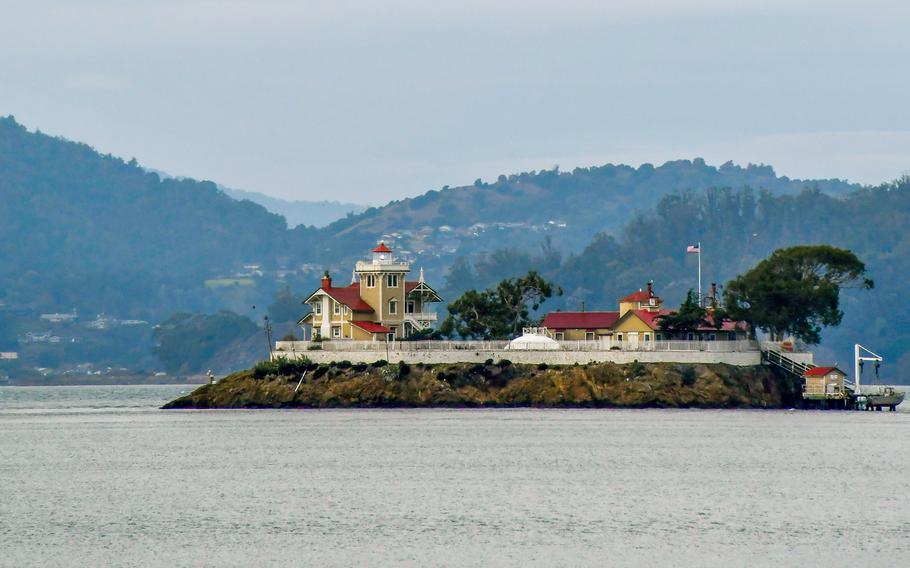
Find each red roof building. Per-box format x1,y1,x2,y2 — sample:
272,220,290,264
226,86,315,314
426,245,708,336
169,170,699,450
540,281,749,343
301,244,443,341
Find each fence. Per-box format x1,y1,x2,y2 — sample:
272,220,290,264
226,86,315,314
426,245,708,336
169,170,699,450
275,339,760,353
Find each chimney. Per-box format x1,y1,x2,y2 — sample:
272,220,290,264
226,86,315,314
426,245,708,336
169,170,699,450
647,280,654,297
321,271,332,289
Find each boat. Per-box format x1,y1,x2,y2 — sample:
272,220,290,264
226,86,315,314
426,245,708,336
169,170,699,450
862,386,905,411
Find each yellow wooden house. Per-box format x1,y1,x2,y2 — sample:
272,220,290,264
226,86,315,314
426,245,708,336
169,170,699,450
299,243,442,341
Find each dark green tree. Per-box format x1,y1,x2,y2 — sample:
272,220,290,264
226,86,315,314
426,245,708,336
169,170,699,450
723,245,873,343
440,271,561,339
658,290,708,333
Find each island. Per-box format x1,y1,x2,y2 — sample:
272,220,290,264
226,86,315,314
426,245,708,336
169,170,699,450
162,359,800,409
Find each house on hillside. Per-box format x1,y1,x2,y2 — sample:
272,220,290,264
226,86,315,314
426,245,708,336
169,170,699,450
299,243,442,341
541,282,748,346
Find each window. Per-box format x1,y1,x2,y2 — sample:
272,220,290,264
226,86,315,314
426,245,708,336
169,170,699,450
333,301,341,315
314,302,322,315
406,301,415,314
585,332,595,341
644,332,652,342
332,326,341,338
389,299,398,315
555,332,564,341
365,275,376,288
686,332,695,341
387,274,399,287
707,333,716,341
616,333,623,342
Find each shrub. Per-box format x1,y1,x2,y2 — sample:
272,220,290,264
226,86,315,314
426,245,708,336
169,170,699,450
352,363,368,372
372,360,388,368
253,356,312,379
307,344,322,350
628,361,646,378
681,366,698,387
398,361,411,377
485,358,494,366
281,333,299,341
337,360,352,369
313,365,329,379
497,359,512,368
537,363,549,370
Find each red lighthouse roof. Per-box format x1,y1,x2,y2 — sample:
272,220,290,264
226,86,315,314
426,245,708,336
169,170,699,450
372,242,392,253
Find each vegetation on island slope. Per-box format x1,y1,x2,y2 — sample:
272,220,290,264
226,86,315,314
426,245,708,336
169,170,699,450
163,359,800,409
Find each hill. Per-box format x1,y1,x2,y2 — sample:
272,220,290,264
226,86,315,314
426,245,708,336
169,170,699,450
311,160,858,275
221,187,366,228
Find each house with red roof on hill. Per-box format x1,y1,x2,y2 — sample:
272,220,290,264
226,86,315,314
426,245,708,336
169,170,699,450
541,281,748,347
299,243,442,341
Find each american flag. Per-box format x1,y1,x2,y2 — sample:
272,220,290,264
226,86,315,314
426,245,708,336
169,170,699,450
686,244,700,253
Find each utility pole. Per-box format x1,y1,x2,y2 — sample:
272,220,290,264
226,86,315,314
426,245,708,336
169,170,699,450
264,315,273,359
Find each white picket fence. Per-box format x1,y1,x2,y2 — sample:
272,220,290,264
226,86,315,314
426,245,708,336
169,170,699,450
275,339,760,353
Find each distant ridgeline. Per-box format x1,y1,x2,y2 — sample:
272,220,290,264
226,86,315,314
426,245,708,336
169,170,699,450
5,114,910,377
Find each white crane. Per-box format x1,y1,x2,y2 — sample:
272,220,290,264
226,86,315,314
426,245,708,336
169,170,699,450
854,343,883,394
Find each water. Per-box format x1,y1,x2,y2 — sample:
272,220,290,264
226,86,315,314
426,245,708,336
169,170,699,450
1,386,909,567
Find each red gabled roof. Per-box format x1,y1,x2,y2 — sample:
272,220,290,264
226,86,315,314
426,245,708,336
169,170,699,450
372,242,392,253
804,366,843,377
541,311,620,330
405,281,418,294
322,284,374,313
629,309,673,330
351,321,392,334
621,290,653,302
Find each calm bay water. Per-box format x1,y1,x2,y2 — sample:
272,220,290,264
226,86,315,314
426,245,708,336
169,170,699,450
1,385,909,567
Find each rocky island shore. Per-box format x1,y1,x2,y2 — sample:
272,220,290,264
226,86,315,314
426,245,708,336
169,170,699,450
162,358,800,409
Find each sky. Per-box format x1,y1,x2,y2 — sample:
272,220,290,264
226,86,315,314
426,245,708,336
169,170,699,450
1,0,909,205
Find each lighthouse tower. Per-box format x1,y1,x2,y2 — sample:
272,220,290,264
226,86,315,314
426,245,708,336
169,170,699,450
355,242,411,338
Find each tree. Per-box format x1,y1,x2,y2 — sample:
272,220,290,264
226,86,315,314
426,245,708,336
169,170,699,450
440,271,562,339
723,245,873,344
658,290,707,333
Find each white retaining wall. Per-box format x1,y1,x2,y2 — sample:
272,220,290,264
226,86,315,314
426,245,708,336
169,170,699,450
273,346,762,366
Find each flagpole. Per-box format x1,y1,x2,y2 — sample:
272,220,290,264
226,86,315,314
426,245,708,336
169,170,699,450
697,242,702,307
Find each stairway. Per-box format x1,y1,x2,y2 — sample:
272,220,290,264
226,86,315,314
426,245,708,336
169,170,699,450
761,347,814,378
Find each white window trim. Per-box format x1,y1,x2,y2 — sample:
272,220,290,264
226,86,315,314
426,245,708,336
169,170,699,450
387,274,399,288
332,326,341,338
365,275,376,288
333,301,341,315
389,299,398,315
314,302,322,315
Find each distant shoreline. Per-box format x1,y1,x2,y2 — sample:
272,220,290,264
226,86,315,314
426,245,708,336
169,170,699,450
6,375,207,387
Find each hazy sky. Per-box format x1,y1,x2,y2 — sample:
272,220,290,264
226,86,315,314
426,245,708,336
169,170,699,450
1,0,908,204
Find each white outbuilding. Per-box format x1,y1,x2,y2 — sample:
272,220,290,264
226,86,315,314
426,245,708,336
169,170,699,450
508,328,560,350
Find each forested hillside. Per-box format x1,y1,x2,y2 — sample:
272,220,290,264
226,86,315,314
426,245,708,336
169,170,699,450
0,116,317,321
312,159,858,274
